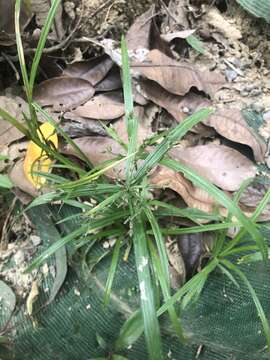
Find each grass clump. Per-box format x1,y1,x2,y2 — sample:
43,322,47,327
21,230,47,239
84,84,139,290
0,2,270,359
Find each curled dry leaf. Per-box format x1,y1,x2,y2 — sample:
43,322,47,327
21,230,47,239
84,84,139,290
126,5,155,50
0,96,28,152
132,49,225,98
63,55,114,86
169,144,256,191
239,181,270,221
204,109,267,163
161,29,196,42
61,117,108,137
71,91,124,120
34,77,95,111
138,80,214,135
9,159,38,197
31,0,65,40
150,166,224,214
95,67,122,92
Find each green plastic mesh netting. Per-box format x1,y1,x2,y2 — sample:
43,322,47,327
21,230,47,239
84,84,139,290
1,203,270,360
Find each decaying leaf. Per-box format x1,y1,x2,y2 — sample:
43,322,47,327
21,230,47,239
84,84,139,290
239,181,270,221
95,67,122,92
150,166,224,215
71,91,124,120
161,30,196,42
0,96,28,152
126,5,155,50
61,117,107,137
169,144,256,191
166,237,186,289
132,49,225,98
138,80,214,135
34,77,95,110
30,0,65,40
63,55,114,86
23,122,58,188
9,159,38,197
204,109,267,163
26,280,39,317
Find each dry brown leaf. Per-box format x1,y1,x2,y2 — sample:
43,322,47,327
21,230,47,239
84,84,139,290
63,55,114,86
150,166,223,214
204,109,267,163
239,182,270,221
62,117,108,137
31,0,65,40
95,68,122,92
126,5,155,50
62,106,154,178
132,49,225,98
0,96,28,152
161,30,196,42
33,77,95,111
71,91,124,120
169,144,257,191
138,81,214,135
9,159,38,197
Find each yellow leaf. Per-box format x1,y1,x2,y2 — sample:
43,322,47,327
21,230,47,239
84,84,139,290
23,122,58,188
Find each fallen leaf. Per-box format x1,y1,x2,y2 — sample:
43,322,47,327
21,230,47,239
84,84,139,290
126,5,155,50
138,80,214,135
30,0,65,40
132,49,225,98
204,109,267,163
9,159,38,197
62,106,154,179
169,144,256,191
161,29,196,42
63,55,114,86
150,166,224,214
62,117,108,137
95,67,122,92
34,77,95,110
26,280,39,317
23,122,58,188
0,96,28,152
239,181,270,221
71,91,124,120
166,237,186,288
0,280,16,327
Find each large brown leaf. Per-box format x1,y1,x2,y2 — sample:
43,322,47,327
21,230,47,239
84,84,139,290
95,67,122,92
33,77,95,110
150,166,224,214
132,49,225,98
169,144,257,191
126,5,155,50
204,109,267,163
138,80,214,135
71,91,124,120
62,55,114,86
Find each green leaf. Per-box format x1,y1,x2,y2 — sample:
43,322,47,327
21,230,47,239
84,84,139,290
236,0,270,23
129,201,163,360
112,356,128,360
161,158,267,260
148,239,185,342
132,108,213,184
0,175,13,189
144,207,170,287
186,34,205,54
96,333,107,350
104,237,122,306
121,36,137,183
115,310,144,350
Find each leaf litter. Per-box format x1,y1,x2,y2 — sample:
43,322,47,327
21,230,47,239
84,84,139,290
1,0,270,320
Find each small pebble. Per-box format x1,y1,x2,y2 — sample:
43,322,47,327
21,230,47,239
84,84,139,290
225,69,238,82
263,111,270,121
249,88,262,96
30,235,41,247
250,103,265,113
240,90,249,97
